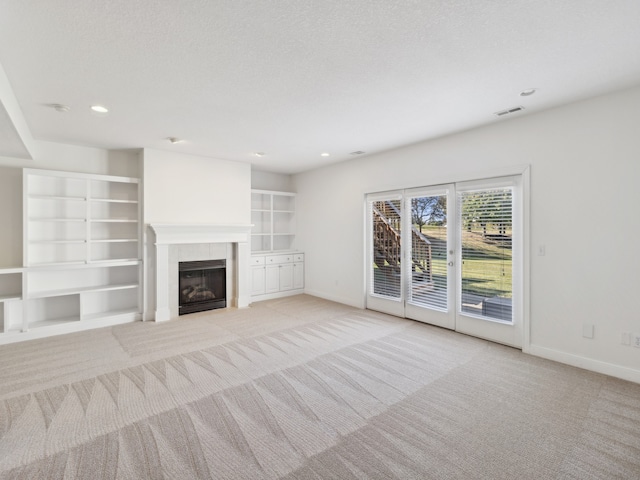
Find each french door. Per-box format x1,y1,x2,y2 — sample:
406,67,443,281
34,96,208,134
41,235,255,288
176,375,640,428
366,176,523,348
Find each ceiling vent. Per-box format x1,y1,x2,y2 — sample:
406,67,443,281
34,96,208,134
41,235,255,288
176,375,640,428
350,151,366,155
494,106,525,117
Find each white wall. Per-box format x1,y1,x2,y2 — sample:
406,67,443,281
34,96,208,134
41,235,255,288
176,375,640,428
0,141,139,267
141,148,251,319
294,84,640,383
251,169,294,192
143,148,250,224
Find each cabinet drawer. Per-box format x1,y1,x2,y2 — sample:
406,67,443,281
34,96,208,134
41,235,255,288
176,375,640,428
293,253,304,262
266,254,293,265
250,256,266,266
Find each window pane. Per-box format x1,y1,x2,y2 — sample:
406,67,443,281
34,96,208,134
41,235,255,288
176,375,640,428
371,199,402,298
459,188,513,322
409,195,448,310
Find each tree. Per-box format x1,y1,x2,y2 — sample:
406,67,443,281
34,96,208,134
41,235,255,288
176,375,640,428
461,190,512,236
411,196,446,232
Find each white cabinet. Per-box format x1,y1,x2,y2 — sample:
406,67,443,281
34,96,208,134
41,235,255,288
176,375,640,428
250,256,266,296
293,259,304,290
250,190,303,303
0,168,143,345
279,264,294,291
251,190,296,253
250,252,304,302
265,265,280,294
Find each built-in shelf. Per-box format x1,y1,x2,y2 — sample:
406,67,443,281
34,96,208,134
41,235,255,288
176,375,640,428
30,240,86,244
251,189,296,253
250,190,303,303
26,259,141,270
90,238,137,243
29,283,139,299
91,198,139,204
90,219,138,223
87,258,140,264
28,261,87,267
0,168,144,345
29,317,81,329
29,195,87,201
29,218,87,222
82,308,139,322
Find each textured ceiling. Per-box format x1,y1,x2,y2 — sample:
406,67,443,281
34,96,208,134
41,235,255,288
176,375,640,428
1,0,640,173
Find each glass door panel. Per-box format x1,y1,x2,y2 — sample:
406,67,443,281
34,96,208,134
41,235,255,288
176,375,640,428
404,186,455,329
455,177,522,348
365,175,523,348
366,192,405,317
459,187,513,320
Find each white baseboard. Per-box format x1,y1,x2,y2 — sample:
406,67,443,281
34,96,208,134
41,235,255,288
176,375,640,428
302,288,364,309
250,288,304,303
0,313,140,346
528,344,640,384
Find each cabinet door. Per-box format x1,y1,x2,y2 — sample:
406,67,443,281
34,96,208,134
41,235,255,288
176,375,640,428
293,262,304,289
251,266,266,295
265,265,280,293
279,264,294,291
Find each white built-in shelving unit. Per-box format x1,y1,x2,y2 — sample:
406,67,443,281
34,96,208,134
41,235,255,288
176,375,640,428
0,267,23,335
0,168,142,344
251,189,297,253
250,189,304,301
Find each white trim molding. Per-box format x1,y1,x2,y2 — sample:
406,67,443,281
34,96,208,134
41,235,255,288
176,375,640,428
529,344,640,384
152,223,253,245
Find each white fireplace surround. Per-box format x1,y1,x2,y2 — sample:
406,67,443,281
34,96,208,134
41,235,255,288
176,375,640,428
150,224,253,321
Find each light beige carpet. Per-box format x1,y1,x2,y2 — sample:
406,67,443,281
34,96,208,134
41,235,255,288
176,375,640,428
0,295,638,479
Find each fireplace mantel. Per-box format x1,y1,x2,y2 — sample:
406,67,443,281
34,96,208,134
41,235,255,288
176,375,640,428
151,223,253,245
150,223,253,321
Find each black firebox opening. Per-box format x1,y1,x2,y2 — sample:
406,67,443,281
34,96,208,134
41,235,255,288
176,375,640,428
178,259,226,315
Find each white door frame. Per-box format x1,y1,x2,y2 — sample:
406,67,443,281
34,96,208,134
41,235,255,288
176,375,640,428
364,166,530,350
454,175,524,348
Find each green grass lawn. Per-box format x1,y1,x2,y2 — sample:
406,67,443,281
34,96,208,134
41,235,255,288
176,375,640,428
374,224,513,300
460,258,512,298
422,226,512,299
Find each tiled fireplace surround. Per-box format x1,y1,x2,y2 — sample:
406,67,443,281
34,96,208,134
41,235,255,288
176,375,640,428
150,224,252,321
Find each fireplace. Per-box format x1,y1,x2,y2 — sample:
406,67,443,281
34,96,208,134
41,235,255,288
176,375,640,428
178,260,226,315
150,224,252,322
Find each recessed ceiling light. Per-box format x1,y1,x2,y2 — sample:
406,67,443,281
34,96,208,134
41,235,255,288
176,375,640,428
49,103,70,113
254,152,265,157
321,153,330,157
167,137,182,144
90,105,109,113
520,88,536,97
